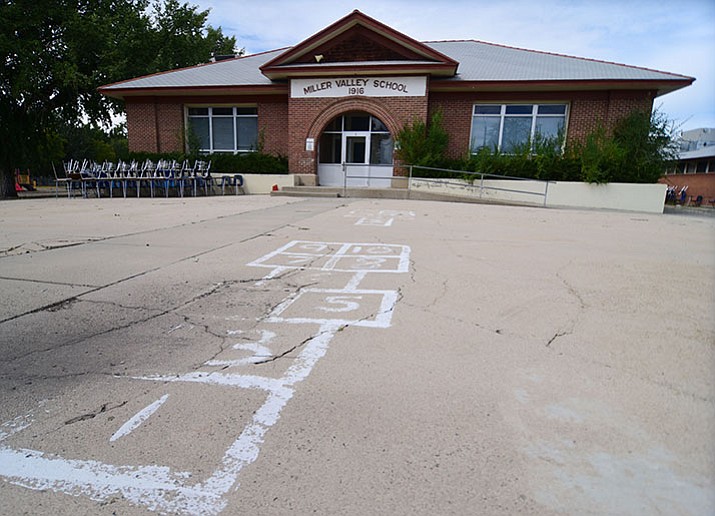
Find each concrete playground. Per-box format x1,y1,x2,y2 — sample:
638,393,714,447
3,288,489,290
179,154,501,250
0,195,713,515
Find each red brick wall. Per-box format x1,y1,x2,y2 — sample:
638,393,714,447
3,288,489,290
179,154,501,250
288,95,428,174
258,99,289,155
126,100,157,153
569,90,654,143
660,174,715,202
156,101,184,153
428,92,474,160
125,98,183,153
429,90,656,159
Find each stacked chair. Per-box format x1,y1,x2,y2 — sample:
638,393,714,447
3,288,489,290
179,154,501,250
54,159,222,198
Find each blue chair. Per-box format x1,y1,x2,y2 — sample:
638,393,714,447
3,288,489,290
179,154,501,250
193,160,214,196
220,174,245,195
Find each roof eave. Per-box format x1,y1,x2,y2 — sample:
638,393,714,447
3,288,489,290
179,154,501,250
429,78,694,96
98,83,289,100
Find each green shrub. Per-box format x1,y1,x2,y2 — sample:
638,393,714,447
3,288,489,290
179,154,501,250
568,126,622,183
611,109,677,183
410,109,675,184
209,152,288,174
395,110,449,168
123,151,289,174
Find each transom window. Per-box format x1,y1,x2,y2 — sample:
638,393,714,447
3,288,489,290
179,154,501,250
470,103,567,153
187,106,258,154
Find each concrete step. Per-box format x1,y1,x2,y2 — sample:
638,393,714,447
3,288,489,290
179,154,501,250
273,186,411,199
271,186,341,198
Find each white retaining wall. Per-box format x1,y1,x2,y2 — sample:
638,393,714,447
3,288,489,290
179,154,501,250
215,174,295,194
409,178,667,214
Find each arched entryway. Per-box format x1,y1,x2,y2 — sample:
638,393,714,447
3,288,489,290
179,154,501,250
317,111,394,187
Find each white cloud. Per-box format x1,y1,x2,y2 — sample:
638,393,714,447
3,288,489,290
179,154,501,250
202,0,715,130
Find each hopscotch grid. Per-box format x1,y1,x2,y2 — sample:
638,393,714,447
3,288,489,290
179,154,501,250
0,239,411,515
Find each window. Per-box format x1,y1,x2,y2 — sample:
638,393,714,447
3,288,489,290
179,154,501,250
471,103,567,153
187,106,258,153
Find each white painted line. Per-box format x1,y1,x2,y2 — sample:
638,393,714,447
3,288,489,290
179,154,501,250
247,241,411,273
0,414,34,442
205,333,275,367
316,295,364,313
0,327,337,516
349,210,413,226
266,289,399,328
110,394,169,442
356,216,394,226
198,324,339,499
344,270,368,291
254,266,289,286
246,241,302,268
231,329,276,349
0,447,223,515
132,372,288,394
321,243,353,271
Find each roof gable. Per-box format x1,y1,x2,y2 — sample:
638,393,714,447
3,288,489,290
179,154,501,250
260,10,458,79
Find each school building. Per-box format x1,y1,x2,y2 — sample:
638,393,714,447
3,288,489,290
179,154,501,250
99,10,694,187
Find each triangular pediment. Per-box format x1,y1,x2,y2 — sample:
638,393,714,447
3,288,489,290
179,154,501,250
260,10,458,79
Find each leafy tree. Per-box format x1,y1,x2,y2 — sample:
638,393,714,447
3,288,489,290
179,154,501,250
0,0,237,198
150,0,238,71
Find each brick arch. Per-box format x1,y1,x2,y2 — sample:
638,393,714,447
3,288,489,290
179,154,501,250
307,97,401,139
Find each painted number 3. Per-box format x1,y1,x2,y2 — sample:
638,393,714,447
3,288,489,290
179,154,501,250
317,295,363,313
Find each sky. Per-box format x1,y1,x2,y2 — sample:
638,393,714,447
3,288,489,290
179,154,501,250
198,0,715,134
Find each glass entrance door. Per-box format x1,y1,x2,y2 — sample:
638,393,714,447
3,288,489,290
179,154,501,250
345,135,367,164
343,132,369,186
318,112,394,187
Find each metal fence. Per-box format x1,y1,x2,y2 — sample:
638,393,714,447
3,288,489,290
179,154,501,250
342,163,551,206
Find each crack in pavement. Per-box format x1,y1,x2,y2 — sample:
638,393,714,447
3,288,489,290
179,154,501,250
0,200,348,326
0,281,232,365
1,370,126,384
545,269,587,348
253,333,320,365
0,275,97,289
402,302,504,337
546,330,570,347
0,239,104,258
64,400,128,425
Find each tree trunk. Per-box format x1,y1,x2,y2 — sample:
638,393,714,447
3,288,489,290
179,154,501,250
0,168,19,199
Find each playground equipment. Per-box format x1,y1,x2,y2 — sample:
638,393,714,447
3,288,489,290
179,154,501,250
15,169,36,191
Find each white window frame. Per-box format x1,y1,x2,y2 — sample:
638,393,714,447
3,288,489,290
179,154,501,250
186,105,258,154
470,103,569,154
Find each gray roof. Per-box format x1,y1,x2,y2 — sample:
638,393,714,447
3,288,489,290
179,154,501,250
679,147,715,160
427,41,688,82
102,40,690,91
103,49,284,90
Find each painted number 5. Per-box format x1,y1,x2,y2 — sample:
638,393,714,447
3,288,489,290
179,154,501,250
317,295,363,313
